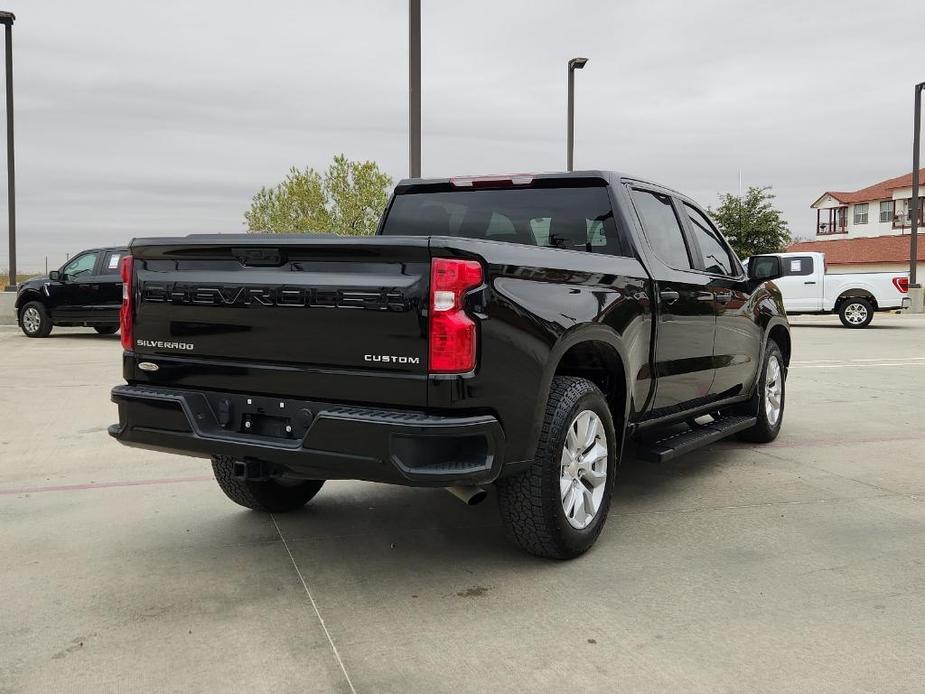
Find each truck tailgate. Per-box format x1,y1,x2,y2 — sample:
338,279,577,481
128,236,431,406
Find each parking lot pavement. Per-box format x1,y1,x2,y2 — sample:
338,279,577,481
1,315,924,693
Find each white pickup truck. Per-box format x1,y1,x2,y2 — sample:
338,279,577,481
747,252,910,328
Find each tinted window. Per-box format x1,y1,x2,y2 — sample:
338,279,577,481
630,190,691,269
783,255,814,276
381,186,628,256
683,204,735,276
749,256,780,280
63,252,99,278
100,251,124,276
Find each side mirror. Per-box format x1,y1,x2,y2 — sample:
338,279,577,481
49,270,61,281
747,255,784,282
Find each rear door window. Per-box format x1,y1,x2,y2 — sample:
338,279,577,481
100,250,124,276
782,255,814,276
381,185,629,256
629,189,692,270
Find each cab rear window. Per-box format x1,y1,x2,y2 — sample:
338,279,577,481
381,186,629,256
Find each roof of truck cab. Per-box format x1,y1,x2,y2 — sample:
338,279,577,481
394,170,687,197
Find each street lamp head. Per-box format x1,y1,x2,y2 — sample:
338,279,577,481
568,57,588,71
0,11,15,26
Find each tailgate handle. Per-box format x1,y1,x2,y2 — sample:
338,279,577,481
233,248,284,266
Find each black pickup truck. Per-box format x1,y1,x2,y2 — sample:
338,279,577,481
109,171,790,558
15,247,128,338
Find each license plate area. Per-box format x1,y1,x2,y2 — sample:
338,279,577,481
241,412,292,438
202,392,314,440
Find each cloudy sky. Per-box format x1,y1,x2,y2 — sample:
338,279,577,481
1,0,924,271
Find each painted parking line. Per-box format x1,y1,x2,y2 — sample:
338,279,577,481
792,357,925,364
789,361,925,369
721,433,924,450
0,475,213,496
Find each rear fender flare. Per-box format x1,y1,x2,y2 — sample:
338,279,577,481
833,288,877,311
525,325,632,460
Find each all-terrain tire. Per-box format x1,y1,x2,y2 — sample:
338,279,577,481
496,376,618,559
838,298,874,328
734,339,785,443
20,301,53,338
211,456,324,512
94,326,119,335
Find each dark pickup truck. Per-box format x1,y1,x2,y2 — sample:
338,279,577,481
15,247,128,338
109,171,791,558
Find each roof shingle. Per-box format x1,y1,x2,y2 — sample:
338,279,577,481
787,234,925,264
814,169,925,206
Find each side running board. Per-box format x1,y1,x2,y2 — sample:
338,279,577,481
634,415,757,463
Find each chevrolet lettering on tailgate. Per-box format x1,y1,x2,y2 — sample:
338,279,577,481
140,283,409,311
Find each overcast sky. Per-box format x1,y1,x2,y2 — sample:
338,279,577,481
2,0,924,271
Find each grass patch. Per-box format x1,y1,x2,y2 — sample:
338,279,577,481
1,271,36,287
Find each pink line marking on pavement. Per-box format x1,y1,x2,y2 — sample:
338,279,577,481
0,475,214,496
721,434,924,450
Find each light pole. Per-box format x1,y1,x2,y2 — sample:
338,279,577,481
567,57,588,172
1,11,14,292
408,0,421,178
910,81,924,302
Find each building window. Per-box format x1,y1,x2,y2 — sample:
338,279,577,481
853,203,868,225
880,200,893,223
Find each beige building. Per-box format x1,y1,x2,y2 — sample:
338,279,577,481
792,169,925,275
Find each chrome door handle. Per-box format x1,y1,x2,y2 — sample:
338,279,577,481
659,289,680,304
696,291,714,302
714,290,733,304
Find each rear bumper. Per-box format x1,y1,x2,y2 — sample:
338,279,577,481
109,384,505,486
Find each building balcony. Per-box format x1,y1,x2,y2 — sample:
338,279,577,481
816,206,847,236
817,221,847,235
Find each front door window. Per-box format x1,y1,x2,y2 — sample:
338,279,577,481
62,252,99,279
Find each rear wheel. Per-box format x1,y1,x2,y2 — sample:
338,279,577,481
211,456,324,512
20,301,53,338
94,325,119,335
838,298,873,328
496,376,617,559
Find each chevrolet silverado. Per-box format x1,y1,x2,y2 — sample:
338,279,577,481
109,171,791,558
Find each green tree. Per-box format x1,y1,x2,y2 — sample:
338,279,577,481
708,186,791,258
244,155,392,235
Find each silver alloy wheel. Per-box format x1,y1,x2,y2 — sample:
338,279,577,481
764,355,783,426
22,306,41,335
560,409,608,530
844,302,868,325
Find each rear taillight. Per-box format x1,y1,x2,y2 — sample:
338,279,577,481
893,276,909,293
119,255,134,350
429,258,483,373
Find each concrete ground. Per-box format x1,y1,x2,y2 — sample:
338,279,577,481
1,315,923,693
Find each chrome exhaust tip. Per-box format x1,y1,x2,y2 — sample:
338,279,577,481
445,485,487,506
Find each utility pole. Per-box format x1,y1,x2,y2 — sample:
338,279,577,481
910,82,924,313
408,0,421,178
1,12,14,291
